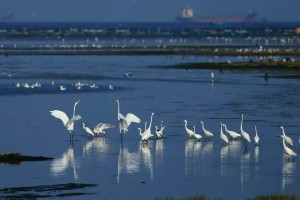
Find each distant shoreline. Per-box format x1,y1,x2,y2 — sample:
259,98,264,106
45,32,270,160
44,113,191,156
1,45,300,56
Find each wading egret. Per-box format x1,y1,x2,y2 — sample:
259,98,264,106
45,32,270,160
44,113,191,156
82,123,95,138
93,123,115,136
220,123,229,145
222,123,241,139
142,113,154,142
155,123,165,139
184,120,195,138
281,135,297,161
113,99,141,140
200,121,214,139
193,126,202,141
254,126,260,146
240,114,251,147
280,126,293,147
50,100,81,141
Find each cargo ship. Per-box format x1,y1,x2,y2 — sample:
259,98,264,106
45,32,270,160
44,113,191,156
176,5,265,23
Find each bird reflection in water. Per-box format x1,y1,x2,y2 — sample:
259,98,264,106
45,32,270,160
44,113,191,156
155,139,164,166
50,146,79,180
117,141,154,183
240,149,250,194
281,153,296,191
185,139,202,175
220,145,229,177
254,146,260,178
140,141,154,180
82,137,110,161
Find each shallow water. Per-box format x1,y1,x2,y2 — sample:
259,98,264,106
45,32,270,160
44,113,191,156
0,54,300,199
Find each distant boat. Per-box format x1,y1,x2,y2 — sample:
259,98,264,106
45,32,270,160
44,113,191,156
0,13,14,22
175,5,266,24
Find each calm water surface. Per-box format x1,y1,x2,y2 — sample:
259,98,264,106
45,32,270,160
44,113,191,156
0,55,300,199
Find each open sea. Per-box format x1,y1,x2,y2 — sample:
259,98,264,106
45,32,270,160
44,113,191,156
0,22,300,199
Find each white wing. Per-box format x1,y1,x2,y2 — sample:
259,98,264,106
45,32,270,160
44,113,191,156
50,110,69,126
70,115,82,122
125,113,141,127
119,113,125,120
102,123,115,130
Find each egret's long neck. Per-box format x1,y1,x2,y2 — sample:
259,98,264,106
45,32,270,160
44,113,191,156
73,103,77,117
148,113,154,131
138,129,142,136
240,115,243,132
282,128,286,136
117,101,120,120
220,124,223,135
201,123,205,131
224,125,228,132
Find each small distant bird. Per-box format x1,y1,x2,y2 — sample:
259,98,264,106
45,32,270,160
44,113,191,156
124,72,133,78
60,85,66,91
15,83,20,88
200,121,214,139
108,84,114,90
211,72,214,79
93,123,115,136
82,123,95,138
89,84,98,89
254,126,260,146
51,81,55,86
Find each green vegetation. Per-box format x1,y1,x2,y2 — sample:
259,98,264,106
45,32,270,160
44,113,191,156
0,153,53,165
0,183,97,199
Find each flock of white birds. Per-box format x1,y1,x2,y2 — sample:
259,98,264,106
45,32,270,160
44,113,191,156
50,99,298,162
15,81,114,91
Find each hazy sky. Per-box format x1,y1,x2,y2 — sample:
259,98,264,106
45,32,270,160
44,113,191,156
1,0,300,22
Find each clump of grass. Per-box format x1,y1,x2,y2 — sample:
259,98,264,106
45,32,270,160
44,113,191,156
156,196,208,200
251,194,300,200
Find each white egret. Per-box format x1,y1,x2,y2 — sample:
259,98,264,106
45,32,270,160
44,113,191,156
200,121,214,139
220,123,229,145
222,123,241,139
93,123,115,136
82,123,95,138
254,126,260,146
240,114,251,147
113,99,141,140
50,100,81,140
142,113,154,142
280,126,293,147
155,121,165,139
184,120,195,138
281,135,297,161
193,126,202,141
